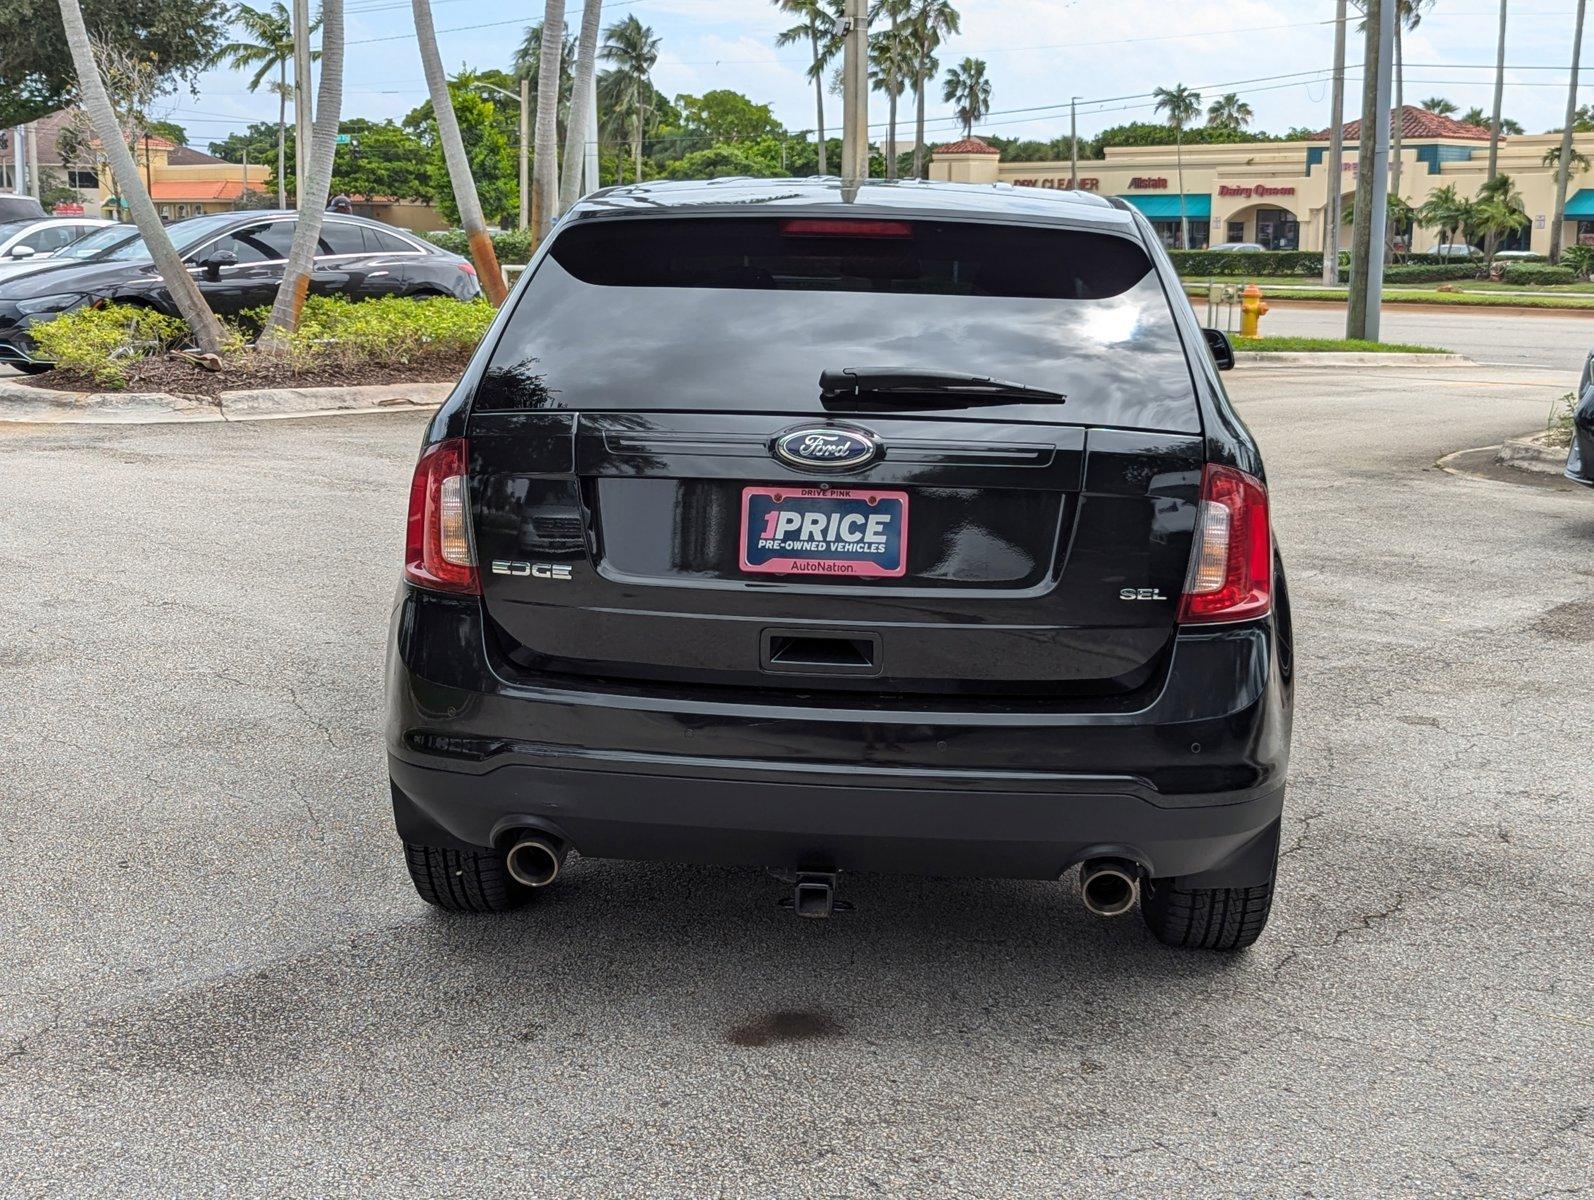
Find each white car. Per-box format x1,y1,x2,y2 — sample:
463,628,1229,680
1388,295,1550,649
1210,242,1265,252
1431,243,1485,259
0,219,128,287
0,216,115,269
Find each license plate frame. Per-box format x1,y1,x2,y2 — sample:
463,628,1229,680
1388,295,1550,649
739,485,909,578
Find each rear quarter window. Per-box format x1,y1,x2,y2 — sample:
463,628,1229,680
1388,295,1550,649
476,215,1200,432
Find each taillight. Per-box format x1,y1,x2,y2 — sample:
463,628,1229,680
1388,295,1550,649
779,218,913,238
404,438,479,594
1178,464,1272,624
457,261,477,277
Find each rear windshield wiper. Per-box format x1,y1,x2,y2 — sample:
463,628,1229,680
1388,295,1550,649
819,367,1065,407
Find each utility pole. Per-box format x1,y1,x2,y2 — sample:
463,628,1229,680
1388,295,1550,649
1348,0,1396,340
1550,0,1587,262
1069,97,1079,188
1487,0,1508,181
25,122,39,200
519,74,530,231
838,0,870,186
9,126,23,195
292,0,313,207
1323,0,1348,286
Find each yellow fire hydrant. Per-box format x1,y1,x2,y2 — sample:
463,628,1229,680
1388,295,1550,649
1239,283,1269,338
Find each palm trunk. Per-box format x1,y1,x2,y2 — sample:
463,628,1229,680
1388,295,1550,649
531,0,563,240
1487,0,1506,180
631,85,643,182
277,60,288,208
885,83,898,179
261,0,343,345
1176,129,1188,248
55,0,225,354
811,28,827,176
1550,0,1587,262
411,0,506,303
558,0,603,211
913,68,926,178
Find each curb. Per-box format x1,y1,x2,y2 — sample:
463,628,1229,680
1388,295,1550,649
1495,430,1571,475
0,378,454,424
1235,351,1472,367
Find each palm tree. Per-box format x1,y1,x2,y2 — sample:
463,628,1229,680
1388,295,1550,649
216,1,319,208
774,1,842,177
559,0,603,211
601,15,660,184
941,57,990,139
1421,96,1457,116
54,0,226,354
1152,83,1201,249
1462,105,1521,135
1551,0,1588,262
1415,183,1472,255
412,0,506,304
1543,144,1592,175
1390,0,1431,197
1476,173,1529,264
870,0,913,180
908,0,959,178
261,0,342,345
1487,0,1507,179
1205,92,1253,131
532,0,563,239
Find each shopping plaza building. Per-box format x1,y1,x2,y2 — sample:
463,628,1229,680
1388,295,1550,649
930,107,1594,256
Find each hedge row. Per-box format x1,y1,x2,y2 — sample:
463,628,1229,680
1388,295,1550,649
1497,263,1578,286
1379,263,1485,283
1169,249,1467,277
422,228,535,264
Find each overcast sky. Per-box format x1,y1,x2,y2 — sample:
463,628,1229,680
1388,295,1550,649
168,0,1592,152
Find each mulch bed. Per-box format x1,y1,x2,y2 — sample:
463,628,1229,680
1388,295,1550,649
10,352,473,399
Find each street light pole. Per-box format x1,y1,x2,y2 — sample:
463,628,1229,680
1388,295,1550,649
838,0,870,186
1323,0,1347,286
292,0,313,206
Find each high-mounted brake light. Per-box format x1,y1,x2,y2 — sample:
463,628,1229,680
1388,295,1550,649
404,438,479,594
779,218,913,238
1178,464,1272,624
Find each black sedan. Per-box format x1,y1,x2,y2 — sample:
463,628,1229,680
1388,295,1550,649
1566,350,1594,487
0,210,482,371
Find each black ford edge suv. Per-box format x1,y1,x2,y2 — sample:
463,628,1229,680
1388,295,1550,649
386,178,1294,950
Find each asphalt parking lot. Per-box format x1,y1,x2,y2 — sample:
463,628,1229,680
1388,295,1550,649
1,361,1589,1198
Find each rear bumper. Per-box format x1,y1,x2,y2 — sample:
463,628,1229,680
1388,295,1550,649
386,588,1293,882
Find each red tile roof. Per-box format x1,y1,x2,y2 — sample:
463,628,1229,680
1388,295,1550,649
1311,105,1493,142
934,135,1000,154
145,180,253,201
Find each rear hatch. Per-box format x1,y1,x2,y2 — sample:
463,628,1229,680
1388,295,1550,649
466,212,1204,698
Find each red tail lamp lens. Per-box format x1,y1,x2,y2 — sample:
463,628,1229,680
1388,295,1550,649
1178,464,1272,624
404,438,479,594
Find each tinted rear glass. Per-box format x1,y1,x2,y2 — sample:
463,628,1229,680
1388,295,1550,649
477,216,1199,431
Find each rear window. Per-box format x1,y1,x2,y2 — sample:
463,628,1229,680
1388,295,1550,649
477,216,1200,431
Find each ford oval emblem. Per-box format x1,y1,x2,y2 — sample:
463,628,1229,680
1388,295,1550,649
772,427,880,472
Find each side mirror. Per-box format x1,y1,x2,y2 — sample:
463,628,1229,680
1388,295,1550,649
1202,327,1236,372
8,245,36,260
202,249,238,280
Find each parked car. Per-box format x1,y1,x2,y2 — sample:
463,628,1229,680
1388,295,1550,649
1565,350,1594,487
1431,243,1485,258
1210,242,1265,252
386,179,1295,949
0,221,139,288
0,210,481,371
1493,250,1545,261
0,194,46,222
0,216,113,269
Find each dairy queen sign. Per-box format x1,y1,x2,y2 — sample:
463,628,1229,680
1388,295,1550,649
1218,184,1297,199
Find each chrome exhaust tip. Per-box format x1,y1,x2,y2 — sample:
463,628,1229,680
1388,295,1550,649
1080,858,1140,917
505,835,567,888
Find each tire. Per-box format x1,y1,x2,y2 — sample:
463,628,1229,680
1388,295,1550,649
403,842,531,913
10,362,52,376
1141,860,1277,951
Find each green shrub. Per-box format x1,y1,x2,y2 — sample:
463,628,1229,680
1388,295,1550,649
1498,263,1578,287
1381,263,1484,283
255,293,497,368
28,303,188,387
423,228,534,265
1171,249,1325,276
1561,245,1594,280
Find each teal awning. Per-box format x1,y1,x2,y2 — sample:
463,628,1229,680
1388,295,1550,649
1565,189,1594,219
1117,193,1212,220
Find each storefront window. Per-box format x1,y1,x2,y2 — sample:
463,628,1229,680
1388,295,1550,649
1255,208,1299,251
1150,219,1209,250
1579,220,1594,248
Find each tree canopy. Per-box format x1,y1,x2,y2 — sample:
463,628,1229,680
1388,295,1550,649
0,0,228,127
